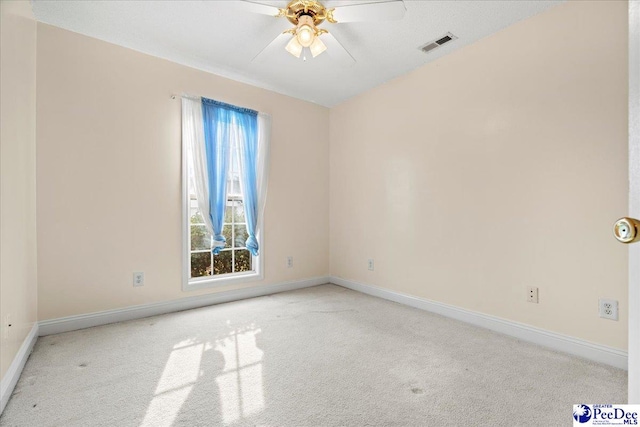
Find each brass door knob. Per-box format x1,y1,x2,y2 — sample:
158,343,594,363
613,217,640,244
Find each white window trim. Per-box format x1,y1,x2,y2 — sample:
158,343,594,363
181,136,264,292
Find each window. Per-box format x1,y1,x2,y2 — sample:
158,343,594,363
188,143,256,280
181,96,268,292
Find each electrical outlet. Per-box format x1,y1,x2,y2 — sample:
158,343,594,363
287,256,293,268
599,299,618,321
368,259,374,271
527,286,539,303
133,272,144,287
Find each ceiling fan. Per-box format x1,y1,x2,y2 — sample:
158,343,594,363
242,0,406,64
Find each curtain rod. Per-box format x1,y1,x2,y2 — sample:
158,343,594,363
171,93,199,100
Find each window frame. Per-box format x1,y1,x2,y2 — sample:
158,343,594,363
181,132,264,292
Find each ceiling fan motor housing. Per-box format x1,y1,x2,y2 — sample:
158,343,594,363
285,0,328,25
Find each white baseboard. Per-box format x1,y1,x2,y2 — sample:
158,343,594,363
331,276,628,370
39,276,330,336
1,323,39,415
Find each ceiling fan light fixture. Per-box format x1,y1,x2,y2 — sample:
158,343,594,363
285,36,303,57
309,36,326,57
296,15,316,47
250,0,408,65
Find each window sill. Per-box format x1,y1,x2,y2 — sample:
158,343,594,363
183,270,263,292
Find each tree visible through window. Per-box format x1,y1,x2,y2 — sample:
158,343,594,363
189,141,253,278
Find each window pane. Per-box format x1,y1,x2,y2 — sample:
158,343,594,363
213,251,233,275
224,202,233,223
227,175,241,196
191,252,212,278
234,250,252,272
190,210,205,225
190,225,211,251
222,225,232,248
234,225,248,248
234,200,245,223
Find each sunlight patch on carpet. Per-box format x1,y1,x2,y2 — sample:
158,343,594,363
140,340,204,426
215,326,264,424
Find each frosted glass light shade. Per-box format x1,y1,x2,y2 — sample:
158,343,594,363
297,25,314,47
285,36,303,58
309,37,327,57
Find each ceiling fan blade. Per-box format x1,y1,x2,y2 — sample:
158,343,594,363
252,32,292,62
330,0,406,23
240,0,282,17
321,32,356,66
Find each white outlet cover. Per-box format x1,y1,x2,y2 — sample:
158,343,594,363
599,298,618,321
133,272,144,287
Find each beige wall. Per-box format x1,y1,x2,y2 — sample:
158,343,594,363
36,24,330,320
0,1,38,380
34,0,629,351
330,0,629,349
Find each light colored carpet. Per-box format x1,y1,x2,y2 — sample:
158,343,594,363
0,284,627,426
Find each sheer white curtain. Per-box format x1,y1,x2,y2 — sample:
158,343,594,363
182,96,215,237
255,112,271,236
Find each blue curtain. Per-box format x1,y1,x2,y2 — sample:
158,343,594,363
201,98,258,255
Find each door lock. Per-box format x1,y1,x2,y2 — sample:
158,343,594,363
613,217,640,244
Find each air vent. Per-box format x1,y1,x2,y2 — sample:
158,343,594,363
435,35,452,45
419,32,458,54
421,43,439,53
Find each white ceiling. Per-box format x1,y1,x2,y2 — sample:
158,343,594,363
31,0,563,107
